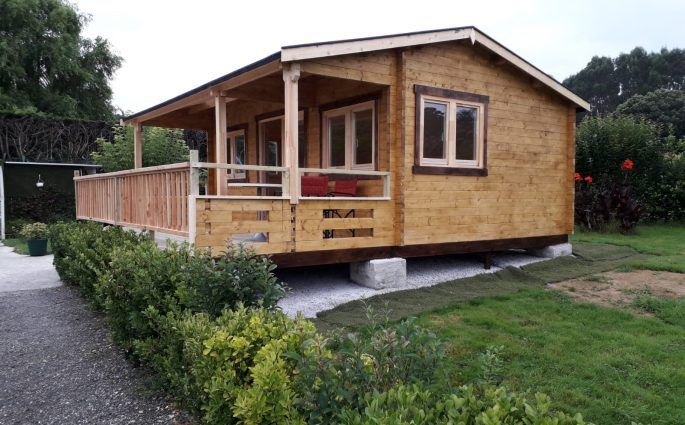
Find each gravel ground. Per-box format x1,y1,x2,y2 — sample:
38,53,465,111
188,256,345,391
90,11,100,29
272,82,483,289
0,285,194,425
277,251,547,318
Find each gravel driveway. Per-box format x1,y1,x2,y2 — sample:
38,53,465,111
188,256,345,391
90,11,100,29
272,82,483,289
0,245,193,425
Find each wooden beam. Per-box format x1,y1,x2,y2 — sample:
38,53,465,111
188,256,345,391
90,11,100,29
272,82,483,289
214,96,228,195
133,122,142,168
283,63,301,203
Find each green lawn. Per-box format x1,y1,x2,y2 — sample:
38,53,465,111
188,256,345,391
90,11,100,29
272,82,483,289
572,224,685,273
315,224,685,424
419,290,685,425
1,238,52,255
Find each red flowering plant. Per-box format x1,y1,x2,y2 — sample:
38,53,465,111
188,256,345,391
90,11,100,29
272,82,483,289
574,159,641,233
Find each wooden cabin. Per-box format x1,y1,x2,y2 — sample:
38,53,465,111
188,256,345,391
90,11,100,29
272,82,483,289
74,27,590,268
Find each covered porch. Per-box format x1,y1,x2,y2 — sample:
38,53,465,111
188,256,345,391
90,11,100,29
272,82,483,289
74,53,398,265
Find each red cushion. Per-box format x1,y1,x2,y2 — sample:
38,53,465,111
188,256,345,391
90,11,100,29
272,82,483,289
333,179,357,196
301,175,329,196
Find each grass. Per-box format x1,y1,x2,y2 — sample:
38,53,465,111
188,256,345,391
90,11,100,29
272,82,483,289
1,238,51,255
315,224,685,424
419,289,685,425
572,224,685,273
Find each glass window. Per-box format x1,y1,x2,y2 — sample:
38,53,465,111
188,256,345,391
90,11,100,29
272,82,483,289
455,106,477,161
266,141,278,167
322,100,376,169
298,119,306,167
235,134,245,166
328,115,346,167
353,109,373,165
423,101,447,160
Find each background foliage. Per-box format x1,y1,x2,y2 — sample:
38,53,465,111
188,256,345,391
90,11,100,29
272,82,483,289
91,125,190,172
564,47,685,115
0,0,122,121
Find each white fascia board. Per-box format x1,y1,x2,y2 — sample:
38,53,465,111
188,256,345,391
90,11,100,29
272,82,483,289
281,28,473,62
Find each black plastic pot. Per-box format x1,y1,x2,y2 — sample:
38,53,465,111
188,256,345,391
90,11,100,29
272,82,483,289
27,239,48,256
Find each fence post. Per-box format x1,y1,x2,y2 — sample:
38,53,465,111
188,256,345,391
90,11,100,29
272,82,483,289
189,150,199,196
188,150,199,245
114,176,120,225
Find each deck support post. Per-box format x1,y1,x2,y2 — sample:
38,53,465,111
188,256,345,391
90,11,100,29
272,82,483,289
283,63,301,204
133,122,143,169
214,95,228,195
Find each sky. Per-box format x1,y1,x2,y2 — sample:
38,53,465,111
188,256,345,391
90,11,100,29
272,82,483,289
73,0,685,114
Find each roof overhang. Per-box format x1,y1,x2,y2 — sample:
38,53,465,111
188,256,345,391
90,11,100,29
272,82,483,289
123,26,589,124
4,161,101,167
281,27,590,111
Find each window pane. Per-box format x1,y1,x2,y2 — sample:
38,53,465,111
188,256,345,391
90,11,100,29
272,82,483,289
423,102,446,159
455,106,478,161
266,141,278,166
353,109,373,165
235,134,245,166
328,115,346,167
298,119,306,167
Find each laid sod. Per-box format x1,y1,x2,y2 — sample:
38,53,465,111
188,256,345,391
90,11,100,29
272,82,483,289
419,289,685,425
314,225,685,424
572,224,685,273
1,238,52,256
2,238,29,255
313,242,647,331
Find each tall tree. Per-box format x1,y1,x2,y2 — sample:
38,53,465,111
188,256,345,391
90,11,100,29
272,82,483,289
564,47,685,115
0,0,122,121
616,89,685,139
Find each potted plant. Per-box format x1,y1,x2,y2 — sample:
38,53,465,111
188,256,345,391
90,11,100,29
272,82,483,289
20,222,49,256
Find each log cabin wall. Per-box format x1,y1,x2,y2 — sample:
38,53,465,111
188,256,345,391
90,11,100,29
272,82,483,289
399,41,575,245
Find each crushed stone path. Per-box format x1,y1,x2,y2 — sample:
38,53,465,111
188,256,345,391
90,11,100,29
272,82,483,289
0,244,193,424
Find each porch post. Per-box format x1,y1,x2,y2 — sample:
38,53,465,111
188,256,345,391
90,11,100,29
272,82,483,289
133,122,143,168
283,63,301,204
214,95,228,195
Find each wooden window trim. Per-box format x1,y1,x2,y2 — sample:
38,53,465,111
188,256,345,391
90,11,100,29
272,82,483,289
256,109,308,168
413,85,489,176
321,98,377,171
226,123,248,181
319,93,381,173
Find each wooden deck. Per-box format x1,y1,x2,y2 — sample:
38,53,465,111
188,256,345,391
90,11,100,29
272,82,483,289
75,158,394,255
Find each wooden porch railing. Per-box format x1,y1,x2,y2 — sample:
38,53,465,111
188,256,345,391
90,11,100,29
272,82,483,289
74,162,192,236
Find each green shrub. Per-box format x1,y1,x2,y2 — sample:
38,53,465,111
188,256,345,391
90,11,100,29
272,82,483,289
6,218,33,238
337,384,591,425
291,312,445,423
137,306,316,425
48,222,146,301
177,244,285,316
19,222,48,239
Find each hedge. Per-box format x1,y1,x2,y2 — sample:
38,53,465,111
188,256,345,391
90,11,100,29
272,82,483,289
49,222,594,424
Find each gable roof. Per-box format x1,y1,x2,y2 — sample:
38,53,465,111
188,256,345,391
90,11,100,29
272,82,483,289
124,26,589,122
281,26,590,111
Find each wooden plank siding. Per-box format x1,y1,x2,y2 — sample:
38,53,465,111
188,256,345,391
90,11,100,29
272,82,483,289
398,41,574,245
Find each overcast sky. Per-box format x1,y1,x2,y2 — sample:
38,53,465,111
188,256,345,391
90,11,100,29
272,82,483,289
73,0,685,114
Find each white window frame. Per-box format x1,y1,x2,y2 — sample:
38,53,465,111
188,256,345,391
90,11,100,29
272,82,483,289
226,128,246,180
322,100,375,170
418,94,485,169
258,111,305,169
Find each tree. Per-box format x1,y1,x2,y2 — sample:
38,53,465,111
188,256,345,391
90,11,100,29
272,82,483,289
564,47,685,115
0,0,122,121
615,89,685,139
92,126,189,172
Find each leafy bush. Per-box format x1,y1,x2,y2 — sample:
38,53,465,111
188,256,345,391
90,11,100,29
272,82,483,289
575,115,685,221
48,222,146,301
7,186,75,223
92,125,189,172
19,222,48,239
337,384,591,425
291,310,445,423
5,218,33,238
136,306,315,425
